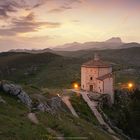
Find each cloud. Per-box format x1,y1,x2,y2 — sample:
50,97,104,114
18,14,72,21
0,12,61,36
48,0,83,13
71,20,80,23
0,0,47,18
49,5,72,13
65,0,82,4
0,1,18,18
0,0,83,17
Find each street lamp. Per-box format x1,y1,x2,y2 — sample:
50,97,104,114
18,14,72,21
73,83,79,90
128,83,134,90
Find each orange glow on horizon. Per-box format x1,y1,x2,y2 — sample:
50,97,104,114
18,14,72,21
0,0,140,52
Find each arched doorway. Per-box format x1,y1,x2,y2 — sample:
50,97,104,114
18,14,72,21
89,85,93,91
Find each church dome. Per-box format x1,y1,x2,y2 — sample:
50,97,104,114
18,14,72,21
82,54,111,68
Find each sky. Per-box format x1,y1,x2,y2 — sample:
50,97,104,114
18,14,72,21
0,0,140,51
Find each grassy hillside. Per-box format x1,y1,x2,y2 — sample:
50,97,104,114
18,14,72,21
0,91,53,140
56,47,140,86
70,94,99,125
57,47,140,67
31,58,83,88
0,52,84,88
1,47,140,88
0,52,62,84
0,90,114,140
0,47,139,139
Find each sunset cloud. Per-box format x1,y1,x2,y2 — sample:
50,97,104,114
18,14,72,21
0,12,61,36
0,0,139,51
0,0,47,18
49,5,72,13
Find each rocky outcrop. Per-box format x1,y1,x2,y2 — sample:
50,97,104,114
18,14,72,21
36,97,64,114
0,96,6,104
48,97,62,110
37,102,52,112
0,81,32,108
0,81,65,114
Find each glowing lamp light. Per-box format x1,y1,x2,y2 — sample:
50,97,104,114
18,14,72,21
73,83,79,89
128,83,133,88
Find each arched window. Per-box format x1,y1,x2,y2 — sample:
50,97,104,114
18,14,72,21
90,77,93,80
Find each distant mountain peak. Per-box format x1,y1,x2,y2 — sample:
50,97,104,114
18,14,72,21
8,48,54,54
106,37,122,44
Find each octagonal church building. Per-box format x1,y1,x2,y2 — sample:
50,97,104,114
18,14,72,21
81,54,114,103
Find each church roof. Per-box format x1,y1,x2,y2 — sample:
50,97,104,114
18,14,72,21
82,54,111,68
97,73,113,81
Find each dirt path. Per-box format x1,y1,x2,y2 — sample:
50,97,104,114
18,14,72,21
62,96,79,118
71,89,120,140
27,113,39,124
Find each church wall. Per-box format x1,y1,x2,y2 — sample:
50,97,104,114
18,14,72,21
98,67,112,77
96,80,103,93
103,77,114,103
81,67,101,91
81,59,114,103
81,67,86,90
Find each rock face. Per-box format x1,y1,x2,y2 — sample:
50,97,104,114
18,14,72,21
36,97,64,114
48,97,62,110
0,81,32,108
37,102,52,112
0,81,65,114
0,96,6,104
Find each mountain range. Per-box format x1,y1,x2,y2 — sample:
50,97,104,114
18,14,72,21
8,37,140,53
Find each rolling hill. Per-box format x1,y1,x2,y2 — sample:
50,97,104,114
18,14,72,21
0,45,140,140
0,47,140,88
57,47,140,67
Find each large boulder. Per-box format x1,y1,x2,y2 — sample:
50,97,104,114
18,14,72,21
17,91,32,107
0,81,32,108
2,83,21,96
0,81,65,114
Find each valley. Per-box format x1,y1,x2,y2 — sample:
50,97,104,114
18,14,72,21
0,46,140,140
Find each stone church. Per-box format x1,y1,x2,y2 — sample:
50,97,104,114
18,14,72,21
81,54,114,103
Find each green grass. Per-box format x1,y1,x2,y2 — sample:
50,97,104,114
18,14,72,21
0,90,115,140
0,47,140,139
31,57,82,88
70,94,99,125
0,91,53,140
1,47,140,88
115,70,140,86
37,112,114,140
